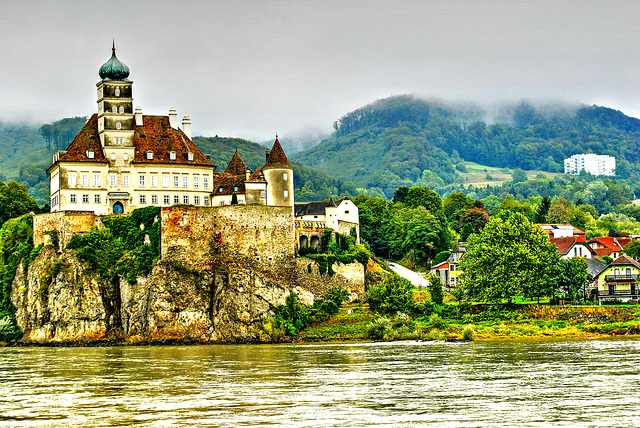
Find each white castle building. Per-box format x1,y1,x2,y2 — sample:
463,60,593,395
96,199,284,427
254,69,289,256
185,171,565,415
564,154,616,176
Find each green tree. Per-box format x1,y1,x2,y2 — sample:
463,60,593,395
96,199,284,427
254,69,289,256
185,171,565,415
443,192,473,224
364,274,413,314
460,211,561,303
460,222,475,242
512,168,528,183
0,181,40,228
557,258,589,301
534,196,551,223
547,197,572,224
404,186,444,217
624,240,640,259
428,275,444,304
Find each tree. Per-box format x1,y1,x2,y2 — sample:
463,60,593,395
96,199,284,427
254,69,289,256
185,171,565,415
460,222,475,242
443,192,473,223
535,196,551,223
392,186,409,203
459,206,490,233
624,240,640,259
556,258,589,301
428,275,443,304
0,181,40,228
547,197,572,224
231,193,238,204
512,168,528,183
460,211,561,303
404,186,444,217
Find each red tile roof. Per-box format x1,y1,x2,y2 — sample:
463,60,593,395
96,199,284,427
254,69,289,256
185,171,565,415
247,166,266,182
549,236,593,256
263,138,292,169
609,255,640,269
53,114,215,168
55,115,108,164
224,150,248,175
211,173,245,196
132,115,214,166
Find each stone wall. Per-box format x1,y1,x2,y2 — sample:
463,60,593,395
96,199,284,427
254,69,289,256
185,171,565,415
161,205,295,269
33,211,101,248
294,258,365,298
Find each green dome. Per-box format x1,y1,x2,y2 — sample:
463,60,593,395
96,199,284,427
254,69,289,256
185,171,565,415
99,43,130,81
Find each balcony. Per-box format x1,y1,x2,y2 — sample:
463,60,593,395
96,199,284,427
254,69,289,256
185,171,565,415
600,289,639,297
604,274,638,282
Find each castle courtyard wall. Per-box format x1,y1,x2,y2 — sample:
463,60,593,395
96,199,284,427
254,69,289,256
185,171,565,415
33,211,102,248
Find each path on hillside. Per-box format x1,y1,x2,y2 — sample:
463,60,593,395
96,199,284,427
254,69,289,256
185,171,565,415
388,262,428,289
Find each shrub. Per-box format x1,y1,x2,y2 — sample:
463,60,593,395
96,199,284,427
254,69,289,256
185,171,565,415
393,312,412,328
428,276,444,305
428,313,446,329
273,291,311,335
322,285,350,307
0,315,21,341
367,316,391,340
364,274,413,315
462,324,475,341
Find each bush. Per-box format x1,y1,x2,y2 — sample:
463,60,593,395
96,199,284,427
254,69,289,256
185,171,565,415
428,276,444,305
428,313,446,329
364,274,413,315
367,316,391,340
273,291,312,335
0,315,21,341
462,324,475,341
321,285,350,307
393,312,412,328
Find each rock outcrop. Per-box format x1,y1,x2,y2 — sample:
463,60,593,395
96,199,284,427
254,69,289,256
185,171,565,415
11,246,313,344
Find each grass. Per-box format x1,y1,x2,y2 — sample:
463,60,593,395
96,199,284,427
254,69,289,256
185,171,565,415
459,161,562,188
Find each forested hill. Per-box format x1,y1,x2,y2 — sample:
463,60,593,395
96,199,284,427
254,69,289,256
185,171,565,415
292,95,640,198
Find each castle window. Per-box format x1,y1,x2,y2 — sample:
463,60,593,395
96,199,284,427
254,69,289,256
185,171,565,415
163,174,170,188
87,150,95,159
173,175,179,187
123,174,129,187
283,173,288,181
139,195,146,204
203,176,209,188
284,190,288,198
169,152,176,161
345,210,349,214
204,196,209,206
69,173,76,187
110,153,116,161
187,152,194,161
146,151,153,160
116,123,121,130
183,195,189,204
182,176,188,188
94,194,101,204
174,195,179,204
82,194,89,203
194,196,200,205
119,106,124,114
93,174,100,187
163,195,170,205
81,174,88,187
150,175,157,188
151,195,158,205
233,186,238,192
218,187,223,193
112,106,117,113
193,176,199,188
261,190,266,198
115,88,120,96
123,153,128,161
110,174,116,187
70,194,76,203
115,138,123,145
220,201,225,206
139,175,145,187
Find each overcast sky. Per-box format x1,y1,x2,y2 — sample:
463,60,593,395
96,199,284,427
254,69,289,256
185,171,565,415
0,0,638,142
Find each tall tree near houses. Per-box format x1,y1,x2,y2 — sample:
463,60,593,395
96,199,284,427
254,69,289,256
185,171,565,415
460,211,560,303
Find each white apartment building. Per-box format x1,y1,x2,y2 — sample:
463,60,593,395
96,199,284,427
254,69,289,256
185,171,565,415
564,154,616,176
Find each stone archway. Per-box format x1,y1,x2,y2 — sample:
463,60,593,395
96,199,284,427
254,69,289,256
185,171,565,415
299,235,308,248
310,235,320,250
113,201,124,214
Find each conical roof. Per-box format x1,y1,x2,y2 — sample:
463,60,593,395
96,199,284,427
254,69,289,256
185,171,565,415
224,150,248,175
263,137,292,169
99,42,130,81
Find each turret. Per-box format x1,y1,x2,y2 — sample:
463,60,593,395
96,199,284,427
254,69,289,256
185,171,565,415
261,136,294,207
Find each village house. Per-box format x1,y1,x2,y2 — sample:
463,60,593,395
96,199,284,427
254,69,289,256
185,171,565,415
595,255,640,303
430,242,466,287
549,236,596,259
294,197,360,250
588,237,633,259
537,223,585,239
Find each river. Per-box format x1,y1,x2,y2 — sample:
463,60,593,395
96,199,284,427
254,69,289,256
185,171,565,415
1,338,639,427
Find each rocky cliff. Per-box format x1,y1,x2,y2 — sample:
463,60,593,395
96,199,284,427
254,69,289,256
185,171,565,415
11,245,313,344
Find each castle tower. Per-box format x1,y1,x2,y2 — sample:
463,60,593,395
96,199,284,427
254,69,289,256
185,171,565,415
96,42,134,153
262,136,294,207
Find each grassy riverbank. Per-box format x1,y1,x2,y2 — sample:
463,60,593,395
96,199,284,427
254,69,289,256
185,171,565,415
300,303,640,341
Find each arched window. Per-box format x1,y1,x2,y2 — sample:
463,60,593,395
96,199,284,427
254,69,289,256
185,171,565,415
115,88,120,97
123,153,128,161
119,106,124,113
116,123,121,130
112,106,117,113
110,153,116,160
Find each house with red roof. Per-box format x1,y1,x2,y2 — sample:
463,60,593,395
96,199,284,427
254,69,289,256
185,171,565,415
595,255,640,303
549,236,596,259
587,237,632,259
49,45,293,215
537,224,585,239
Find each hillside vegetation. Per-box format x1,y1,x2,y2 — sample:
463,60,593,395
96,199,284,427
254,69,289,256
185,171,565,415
293,96,640,198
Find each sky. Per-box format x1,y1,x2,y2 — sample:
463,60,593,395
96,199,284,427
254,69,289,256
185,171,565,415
0,0,639,143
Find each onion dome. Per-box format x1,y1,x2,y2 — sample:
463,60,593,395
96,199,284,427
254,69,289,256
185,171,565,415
98,42,130,81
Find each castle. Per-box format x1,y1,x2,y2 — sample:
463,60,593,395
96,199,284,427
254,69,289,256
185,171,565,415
48,44,294,216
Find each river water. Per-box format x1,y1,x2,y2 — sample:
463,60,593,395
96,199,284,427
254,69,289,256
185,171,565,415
1,338,639,427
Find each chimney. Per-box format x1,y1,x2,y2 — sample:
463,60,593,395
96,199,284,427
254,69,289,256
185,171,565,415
245,167,251,181
135,106,143,127
265,148,270,162
169,108,178,129
182,116,191,139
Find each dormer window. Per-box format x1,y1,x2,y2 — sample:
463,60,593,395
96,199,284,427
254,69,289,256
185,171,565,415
218,187,223,193
169,152,176,161
115,88,120,96
87,150,95,159
233,186,238,192
146,151,153,160
187,152,194,161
